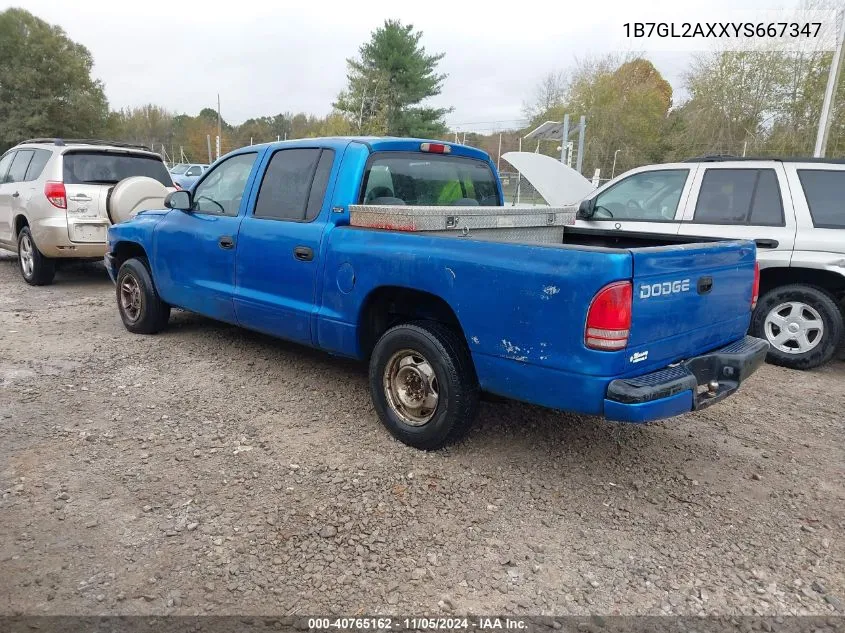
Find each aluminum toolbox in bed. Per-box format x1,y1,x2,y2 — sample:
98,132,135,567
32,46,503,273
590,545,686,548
348,205,576,244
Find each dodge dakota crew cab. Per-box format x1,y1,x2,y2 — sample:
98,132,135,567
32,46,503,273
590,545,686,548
105,137,768,450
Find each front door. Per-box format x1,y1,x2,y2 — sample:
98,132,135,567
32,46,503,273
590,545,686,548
153,150,262,323
234,147,336,344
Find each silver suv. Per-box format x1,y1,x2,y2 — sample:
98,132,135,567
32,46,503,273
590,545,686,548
0,138,174,285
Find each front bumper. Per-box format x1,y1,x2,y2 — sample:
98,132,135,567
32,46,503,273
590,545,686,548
603,335,769,423
104,252,117,283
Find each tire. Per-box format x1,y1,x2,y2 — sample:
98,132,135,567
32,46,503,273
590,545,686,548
368,321,479,450
116,257,171,334
17,226,55,286
750,284,843,370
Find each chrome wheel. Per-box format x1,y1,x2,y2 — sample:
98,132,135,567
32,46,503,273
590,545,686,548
764,301,824,354
383,349,439,426
119,273,143,323
19,233,34,278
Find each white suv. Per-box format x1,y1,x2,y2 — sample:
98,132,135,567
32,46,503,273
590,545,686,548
569,157,845,370
0,138,174,285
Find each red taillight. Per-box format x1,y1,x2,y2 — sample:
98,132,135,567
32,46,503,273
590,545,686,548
420,142,451,154
44,181,66,209
585,281,632,350
752,261,760,309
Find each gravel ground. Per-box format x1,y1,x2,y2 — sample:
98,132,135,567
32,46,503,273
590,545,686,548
0,253,843,617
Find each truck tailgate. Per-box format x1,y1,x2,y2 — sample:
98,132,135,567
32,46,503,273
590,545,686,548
627,241,756,369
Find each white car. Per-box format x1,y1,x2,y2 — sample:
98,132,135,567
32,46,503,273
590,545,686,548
505,153,845,370
0,138,175,285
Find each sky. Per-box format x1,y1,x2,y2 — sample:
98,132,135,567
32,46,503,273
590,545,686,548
6,0,809,133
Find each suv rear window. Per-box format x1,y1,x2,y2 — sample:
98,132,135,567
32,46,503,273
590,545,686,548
361,153,499,206
797,169,845,229
63,151,172,187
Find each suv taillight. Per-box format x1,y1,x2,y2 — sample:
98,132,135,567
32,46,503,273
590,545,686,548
585,281,632,350
752,261,760,309
44,181,67,209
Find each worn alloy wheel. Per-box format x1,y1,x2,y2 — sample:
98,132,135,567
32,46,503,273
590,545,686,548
763,301,824,355
119,272,143,324
115,257,171,334
383,349,440,426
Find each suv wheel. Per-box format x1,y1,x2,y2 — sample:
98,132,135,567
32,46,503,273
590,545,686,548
116,257,171,334
368,321,479,450
17,227,55,286
750,284,843,370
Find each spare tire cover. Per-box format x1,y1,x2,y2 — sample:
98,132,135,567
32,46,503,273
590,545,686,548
108,176,170,224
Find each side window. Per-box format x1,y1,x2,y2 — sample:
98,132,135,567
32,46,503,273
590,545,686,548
254,148,326,221
0,152,14,184
798,169,845,229
192,152,257,216
186,166,202,177
694,169,783,226
24,149,51,182
306,150,335,220
593,169,689,221
7,150,34,184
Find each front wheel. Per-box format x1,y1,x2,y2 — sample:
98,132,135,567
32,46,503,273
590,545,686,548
368,321,479,450
116,257,171,334
17,227,55,286
750,284,843,370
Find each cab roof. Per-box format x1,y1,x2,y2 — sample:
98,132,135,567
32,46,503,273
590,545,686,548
234,136,492,162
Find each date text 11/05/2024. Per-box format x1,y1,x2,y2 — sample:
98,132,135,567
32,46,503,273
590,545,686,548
308,617,528,630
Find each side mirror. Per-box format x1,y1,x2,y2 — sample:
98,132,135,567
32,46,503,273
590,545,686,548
165,190,192,211
577,198,595,219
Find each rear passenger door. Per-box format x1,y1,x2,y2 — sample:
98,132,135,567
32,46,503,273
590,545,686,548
234,147,336,344
0,151,17,246
786,164,845,261
677,163,795,268
575,165,695,237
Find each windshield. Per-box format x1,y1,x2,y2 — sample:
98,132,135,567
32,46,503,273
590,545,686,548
361,153,500,206
63,152,173,186
169,163,189,174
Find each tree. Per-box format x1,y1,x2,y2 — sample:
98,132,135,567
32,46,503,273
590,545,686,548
522,71,567,120
334,19,451,137
524,55,672,176
0,8,108,151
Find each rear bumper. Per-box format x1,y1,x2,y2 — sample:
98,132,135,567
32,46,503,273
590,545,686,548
603,335,769,423
30,216,108,258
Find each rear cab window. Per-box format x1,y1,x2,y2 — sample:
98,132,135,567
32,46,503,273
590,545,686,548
797,169,845,229
63,151,172,187
360,153,500,206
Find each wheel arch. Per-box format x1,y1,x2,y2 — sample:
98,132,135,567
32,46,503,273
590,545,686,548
112,240,149,270
357,285,468,360
760,266,845,301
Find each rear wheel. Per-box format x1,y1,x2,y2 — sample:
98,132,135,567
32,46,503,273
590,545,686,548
368,321,479,450
116,257,170,334
750,284,843,370
17,226,55,286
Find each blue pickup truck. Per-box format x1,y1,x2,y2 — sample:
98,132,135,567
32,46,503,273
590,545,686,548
105,137,768,450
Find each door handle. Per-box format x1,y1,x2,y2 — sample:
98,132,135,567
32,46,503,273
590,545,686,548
218,235,235,250
12,191,19,198
754,239,779,249
294,246,314,261
68,194,92,202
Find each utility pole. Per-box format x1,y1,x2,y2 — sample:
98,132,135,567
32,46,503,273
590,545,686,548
216,94,222,160
497,133,502,172
815,9,845,157
206,135,212,165
611,149,621,179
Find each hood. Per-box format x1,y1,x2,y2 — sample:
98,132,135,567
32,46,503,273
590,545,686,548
501,152,595,206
